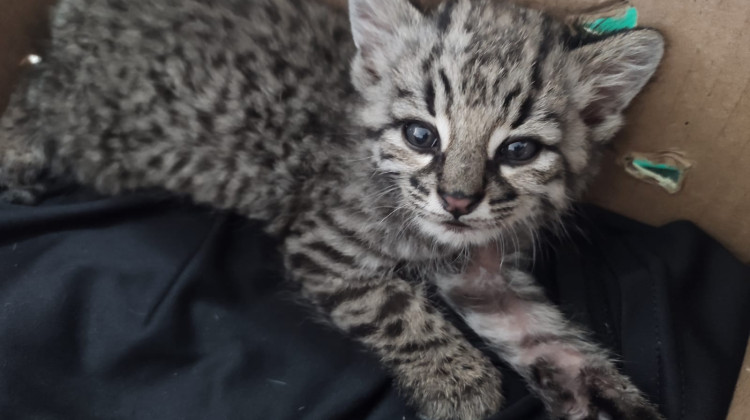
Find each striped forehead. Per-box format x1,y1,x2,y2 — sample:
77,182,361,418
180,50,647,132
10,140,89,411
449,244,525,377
388,2,563,152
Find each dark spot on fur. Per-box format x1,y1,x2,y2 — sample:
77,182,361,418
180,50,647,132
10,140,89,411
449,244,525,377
380,151,396,161
365,66,382,84
264,4,281,24
531,17,553,90
409,176,430,195
384,320,405,337
397,87,415,99
542,111,561,124
437,0,456,32
364,127,386,140
488,189,519,205
281,85,297,101
110,0,128,12
307,241,356,265
439,68,453,109
318,285,375,312
332,26,348,43
503,85,522,110
421,57,433,74
168,153,190,175
399,337,449,354
146,155,163,170
378,291,412,320
211,52,227,68
289,253,329,277
194,154,213,173
197,111,214,131
511,95,535,129
424,79,436,117
273,58,288,75
221,16,235,31
349,323,379,338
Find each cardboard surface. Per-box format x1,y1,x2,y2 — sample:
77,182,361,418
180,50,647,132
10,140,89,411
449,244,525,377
0,0,748,418
586,0,750,266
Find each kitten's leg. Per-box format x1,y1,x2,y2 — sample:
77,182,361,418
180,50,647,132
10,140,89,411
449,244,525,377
436,247,663,420
284,232,503,420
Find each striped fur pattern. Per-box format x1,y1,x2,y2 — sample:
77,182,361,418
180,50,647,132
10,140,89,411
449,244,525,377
0,0,664,419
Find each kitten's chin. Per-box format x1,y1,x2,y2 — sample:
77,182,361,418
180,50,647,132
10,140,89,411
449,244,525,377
415,218,499,249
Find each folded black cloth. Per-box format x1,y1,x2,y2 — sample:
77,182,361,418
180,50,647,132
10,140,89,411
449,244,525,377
1,189,748,420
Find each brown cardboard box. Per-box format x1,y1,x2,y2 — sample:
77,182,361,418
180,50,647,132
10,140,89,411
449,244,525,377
1,0,748,418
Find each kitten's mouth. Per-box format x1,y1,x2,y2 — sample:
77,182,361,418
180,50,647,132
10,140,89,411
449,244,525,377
417,215,499,247
441,220,472,231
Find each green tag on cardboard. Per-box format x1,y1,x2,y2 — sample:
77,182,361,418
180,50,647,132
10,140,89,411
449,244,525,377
581,6,639,35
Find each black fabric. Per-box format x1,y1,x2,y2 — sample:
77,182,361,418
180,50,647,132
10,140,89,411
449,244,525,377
0,190,748,420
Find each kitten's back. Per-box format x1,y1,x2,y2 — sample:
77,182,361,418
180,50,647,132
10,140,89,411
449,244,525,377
9,0,356,221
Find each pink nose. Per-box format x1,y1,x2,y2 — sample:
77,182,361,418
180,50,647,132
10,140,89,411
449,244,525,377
440,193,481,218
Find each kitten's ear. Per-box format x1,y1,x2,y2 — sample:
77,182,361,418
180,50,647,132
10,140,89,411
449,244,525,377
571,29,665,140
349,0,422,56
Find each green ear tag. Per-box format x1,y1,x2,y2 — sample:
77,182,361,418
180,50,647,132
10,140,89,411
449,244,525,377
582,7,639,35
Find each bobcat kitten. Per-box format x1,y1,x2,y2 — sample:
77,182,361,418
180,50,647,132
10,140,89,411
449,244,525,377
0,0,665,419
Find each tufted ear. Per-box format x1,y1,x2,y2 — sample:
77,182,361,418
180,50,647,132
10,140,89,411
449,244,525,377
571,29,665,140
349,0,423,57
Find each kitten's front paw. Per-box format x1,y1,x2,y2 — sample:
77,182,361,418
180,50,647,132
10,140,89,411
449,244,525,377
583,390,663,420
399,345,503,420
530,360,663,420
562,366,663,420
582,370,664,420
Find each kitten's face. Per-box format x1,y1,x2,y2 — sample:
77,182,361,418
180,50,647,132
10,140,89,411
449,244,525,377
349,0,664,249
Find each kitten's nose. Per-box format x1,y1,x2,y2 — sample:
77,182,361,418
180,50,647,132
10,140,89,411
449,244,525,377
440,192,482,219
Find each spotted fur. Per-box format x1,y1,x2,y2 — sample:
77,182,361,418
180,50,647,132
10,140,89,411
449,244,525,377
0,0,664,419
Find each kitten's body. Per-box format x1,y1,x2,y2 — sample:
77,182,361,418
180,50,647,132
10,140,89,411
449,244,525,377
0,0,665,419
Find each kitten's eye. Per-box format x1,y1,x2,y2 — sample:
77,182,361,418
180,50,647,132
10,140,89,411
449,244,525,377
497,138,543,164
404,122,440,151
